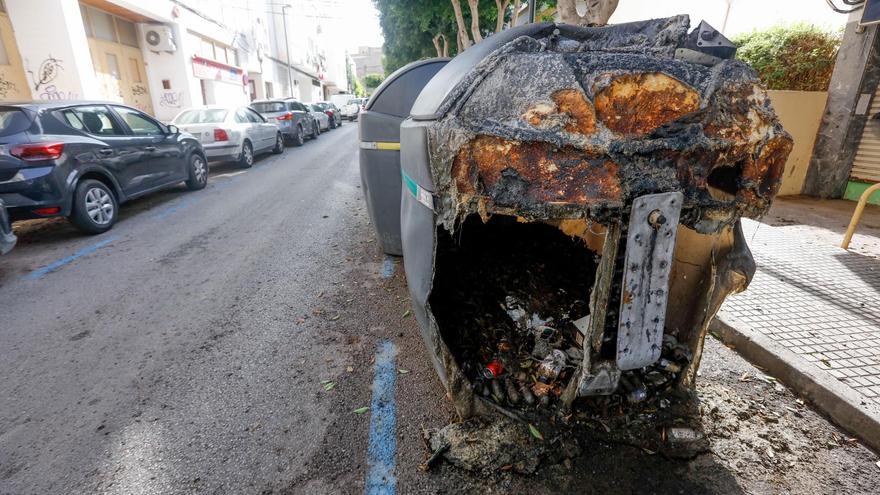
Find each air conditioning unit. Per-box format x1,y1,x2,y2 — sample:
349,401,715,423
144,25,176,53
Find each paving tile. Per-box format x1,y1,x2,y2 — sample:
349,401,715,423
721,219,880,409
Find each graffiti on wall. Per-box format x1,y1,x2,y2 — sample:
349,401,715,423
131,84,148,96
26,55,77,100
159,91,182,108
28,56,63,91
0,78,18,99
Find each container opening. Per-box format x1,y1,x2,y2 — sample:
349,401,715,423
429,213,601,408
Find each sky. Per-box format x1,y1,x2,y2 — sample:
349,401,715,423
322,0,385,51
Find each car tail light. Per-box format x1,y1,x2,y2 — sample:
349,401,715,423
214,129,229,141
32,207,61,216
324,110,333,117
277,112,293,121
10,142,64,161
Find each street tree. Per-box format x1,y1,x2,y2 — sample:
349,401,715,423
557,0,618,26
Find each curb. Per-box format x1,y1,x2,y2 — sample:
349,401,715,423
710,311,880,454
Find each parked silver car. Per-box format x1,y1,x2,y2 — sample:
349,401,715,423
172,106,284,168
309,104,331,132
251,99,319,146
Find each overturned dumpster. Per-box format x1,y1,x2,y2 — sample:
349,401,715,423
400,16,792,428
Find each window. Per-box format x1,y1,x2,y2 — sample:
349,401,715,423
0,109,32,136
62,106,124,135
162,79,172,90
199,38,215,60
173,109,228,125
114,106,162,136
129,58,141,83
234,108,249,124
105,53,120,80
88,8,117,42
265,81,273,98
245,108,264,123
115,18,138,47
252,102,285,113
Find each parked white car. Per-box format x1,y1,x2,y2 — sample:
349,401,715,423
341,98,366,121
172,106,284,168
309,104,331,131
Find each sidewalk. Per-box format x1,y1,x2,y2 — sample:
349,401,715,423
711,196,880,451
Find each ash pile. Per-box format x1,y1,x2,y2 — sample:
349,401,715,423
399,15,793,445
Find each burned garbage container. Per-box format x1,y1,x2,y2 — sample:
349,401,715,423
400,16,792,423
359,58,449,256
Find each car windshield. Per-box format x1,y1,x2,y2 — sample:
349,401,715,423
251,102,285,114
314,103,329,110
310,104,322,112
0,108,32,137
174,109,228,124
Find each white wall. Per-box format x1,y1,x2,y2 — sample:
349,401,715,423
139,23,195,122
5,0,99,100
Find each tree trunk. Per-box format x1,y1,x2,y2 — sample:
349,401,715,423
433,34,443,57
467,0,483,43
495,0,511,33
442,34,449,57
511,1,521,27
557,0,619,26
451,0,472,49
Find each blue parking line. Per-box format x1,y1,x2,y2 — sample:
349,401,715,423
365,340,398,495
381,256,395,279
23,236,119,281
153,196,202,220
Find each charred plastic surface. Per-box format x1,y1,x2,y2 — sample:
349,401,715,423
402,16,791,428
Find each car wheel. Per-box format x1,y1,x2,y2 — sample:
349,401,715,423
272,132,284,154
70,179,117,234
185,153,208,190
337,119,342,126
294,125,305,146
238,140,254,169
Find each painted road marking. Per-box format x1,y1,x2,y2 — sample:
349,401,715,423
153,196,202,220
366,340,398,495
381,256,395,279
22,236,119,281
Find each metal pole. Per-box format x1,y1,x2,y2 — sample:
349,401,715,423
282,4,294,98
528,0,536,23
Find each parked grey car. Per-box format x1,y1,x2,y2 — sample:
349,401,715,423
172,106,283,168
309,104,331,131
251,99,319,146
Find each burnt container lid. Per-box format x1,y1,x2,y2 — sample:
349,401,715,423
365,57,450,118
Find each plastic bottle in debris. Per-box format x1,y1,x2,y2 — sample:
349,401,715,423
537,350,567,383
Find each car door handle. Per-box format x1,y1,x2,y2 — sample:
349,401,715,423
98,148,113,155
144,146,157,152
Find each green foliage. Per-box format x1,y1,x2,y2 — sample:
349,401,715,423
374,0,554,74
734,24,841,91
353,78,366,97
364,73,385,89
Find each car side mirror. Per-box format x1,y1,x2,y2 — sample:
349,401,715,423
167,124,179,135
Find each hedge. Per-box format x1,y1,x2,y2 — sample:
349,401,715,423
733,24,841,92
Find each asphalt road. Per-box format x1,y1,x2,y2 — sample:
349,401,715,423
1,122,878,494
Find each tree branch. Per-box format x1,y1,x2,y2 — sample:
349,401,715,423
451,0,472,49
